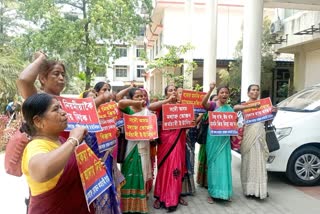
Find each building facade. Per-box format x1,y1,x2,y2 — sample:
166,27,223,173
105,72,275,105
144,0,280,98
272,8,320,92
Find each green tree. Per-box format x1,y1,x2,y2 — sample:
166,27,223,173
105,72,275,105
16,0,152,89
219,18,276,105
0,47,25,112
147,43,197,89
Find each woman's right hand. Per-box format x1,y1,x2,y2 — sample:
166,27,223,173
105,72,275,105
33,51,47,61
209,82,216,91
69,126,88,143
167,94,176,103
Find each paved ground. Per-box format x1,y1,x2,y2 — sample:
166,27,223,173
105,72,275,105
1,149,320,214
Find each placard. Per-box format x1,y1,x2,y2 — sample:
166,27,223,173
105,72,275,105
162,104,194,130
96,118,117,152
75,144,112,210
209,112,238,136
97,101,124,127
56,96,102,132
242,97,274,124
123,114,158,140
181,90,206,113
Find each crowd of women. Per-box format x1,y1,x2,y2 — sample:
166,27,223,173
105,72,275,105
15,52,276,214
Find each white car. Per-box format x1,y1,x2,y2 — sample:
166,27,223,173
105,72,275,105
267,84,320,186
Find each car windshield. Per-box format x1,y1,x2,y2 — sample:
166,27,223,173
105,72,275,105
277,85,320,112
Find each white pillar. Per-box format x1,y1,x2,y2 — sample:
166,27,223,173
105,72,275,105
183,0,193,89
203,0,218,92
241,0,264,101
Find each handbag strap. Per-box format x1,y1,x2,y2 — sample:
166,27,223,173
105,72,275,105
158,129,183,170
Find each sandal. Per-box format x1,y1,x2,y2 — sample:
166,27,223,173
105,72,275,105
207,197,214,204
153,199,161,209
179,197,188,206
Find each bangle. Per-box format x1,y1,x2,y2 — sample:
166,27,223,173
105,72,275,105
68,137,79,147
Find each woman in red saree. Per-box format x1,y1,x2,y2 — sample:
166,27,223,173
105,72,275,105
149,85,189,212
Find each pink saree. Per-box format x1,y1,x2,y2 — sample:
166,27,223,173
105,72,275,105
154,128,186,208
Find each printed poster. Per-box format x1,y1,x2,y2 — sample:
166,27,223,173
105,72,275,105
97,101,124,127
123,114,158,140
56,96,102,132
162,104,195,130
242,97,274,124
181,90,206,113
209,112,238,136
75,144,112,210
96,118,117,152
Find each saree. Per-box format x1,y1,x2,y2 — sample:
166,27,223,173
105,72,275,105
240,122,269,199
85,133,123,214
120,108,152,213
181,127,197,195
154,128,186,208
206,104,233,200
196,144,208,187
27,151,93,214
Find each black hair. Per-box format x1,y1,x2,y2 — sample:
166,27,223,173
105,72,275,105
209,94,217,101
21,93,54,136
217,85,229,94
128,87,141,99
164,85,176,96
39,60,66,86
83,89,96,98
94,81,106,93
247,84,260,93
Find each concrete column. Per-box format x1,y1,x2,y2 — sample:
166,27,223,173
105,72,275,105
203,0,218,92
241,0,264,101
183,0,194,89
293,52,306,91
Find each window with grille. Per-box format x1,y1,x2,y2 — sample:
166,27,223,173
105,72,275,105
115,66,128,77
137,65,144,77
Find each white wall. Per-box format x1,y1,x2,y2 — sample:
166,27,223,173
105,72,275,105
305,49,320,87
159,4,244,60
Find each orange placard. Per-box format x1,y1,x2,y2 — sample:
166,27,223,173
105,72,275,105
97,101,124,127
123,114,158,141
181,90,206,113
96,118,117,152
242,97,274,124
162,104,195,130
75,144,112,210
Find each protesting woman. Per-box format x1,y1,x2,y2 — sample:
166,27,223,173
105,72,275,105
21,93,92,213
118,87,153,213
149,85,189,212
81,90,123,214
196,94,218,188
234,84,275,199
202,83,233,203
17,51,110,104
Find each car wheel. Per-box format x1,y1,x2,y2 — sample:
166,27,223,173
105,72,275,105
286,146,320,186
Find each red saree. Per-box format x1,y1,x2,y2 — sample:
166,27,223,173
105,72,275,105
27,152,94,214
154,128,186,208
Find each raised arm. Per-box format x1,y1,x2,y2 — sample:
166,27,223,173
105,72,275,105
202,82,216,110
118,99,145,110
115,82,136,101
94,90,112,108
17,52,47,99
148,94,176,111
